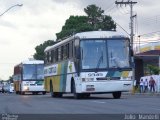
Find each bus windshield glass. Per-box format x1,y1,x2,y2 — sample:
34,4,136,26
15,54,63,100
80,40,107,69
80,39,129,69
23,64,44,80
108,39,129,68
37,64,44,79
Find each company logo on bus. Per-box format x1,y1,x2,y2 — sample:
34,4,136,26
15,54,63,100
88,73,103,77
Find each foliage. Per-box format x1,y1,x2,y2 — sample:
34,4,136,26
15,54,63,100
33,40,56,60
56,4,116,40
56,16,93,40
8,76,13,83
34,4,116,60
147,64,160,75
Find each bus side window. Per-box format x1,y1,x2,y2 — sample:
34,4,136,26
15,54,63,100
44,52,47,64
67,43,69,59
51,50,54,63
49,51,51,63
61,46,64,60
55,48,58,62
58,48,61,61
47,52,49,64
63,45,68,60
69,41,73,58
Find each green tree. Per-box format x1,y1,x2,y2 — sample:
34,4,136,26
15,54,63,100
56,16,93,40
84,4,103,29
33,40,56,60
147,64,160,75
84,4,116,30
56,4,116,40
8,76,13,83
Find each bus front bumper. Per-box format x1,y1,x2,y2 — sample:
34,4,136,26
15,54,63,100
79,80,132,93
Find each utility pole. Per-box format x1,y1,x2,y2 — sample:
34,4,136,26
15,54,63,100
115,1,137,48
115,1,137,93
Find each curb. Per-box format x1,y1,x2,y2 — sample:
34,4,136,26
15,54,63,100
123,92,160,96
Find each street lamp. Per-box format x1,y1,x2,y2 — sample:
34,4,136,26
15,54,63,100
0,4,23,17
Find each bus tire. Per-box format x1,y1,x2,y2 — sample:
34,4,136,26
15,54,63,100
72,80,81,99
112,91,121,99
54,92,62,98
82,93,90,98
21,91,25,95
42,91,46,95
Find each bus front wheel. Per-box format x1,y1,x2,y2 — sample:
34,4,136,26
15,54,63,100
112,91,121,99
21,91,25,95
42,91,46,95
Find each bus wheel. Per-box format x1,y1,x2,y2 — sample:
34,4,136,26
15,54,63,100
72,81,81,99
54,92,63,98
21,91,25,95
112,91,121,99
42,92,46,95
82,93,90,98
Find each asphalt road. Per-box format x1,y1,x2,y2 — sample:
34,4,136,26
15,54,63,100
0,92,159,114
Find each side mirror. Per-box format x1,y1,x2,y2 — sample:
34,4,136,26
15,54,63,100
75,39,80,59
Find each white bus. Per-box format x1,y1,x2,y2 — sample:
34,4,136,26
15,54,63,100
13,59,46,95
44,31,133,99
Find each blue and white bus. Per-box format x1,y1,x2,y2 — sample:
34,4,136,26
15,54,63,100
44,31,133,99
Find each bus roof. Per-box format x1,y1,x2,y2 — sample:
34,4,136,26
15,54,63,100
14,59,44,67
45,31,128,52
21,60,44,64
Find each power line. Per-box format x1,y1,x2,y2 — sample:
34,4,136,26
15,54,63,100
114,20,130,36
115,0,137,46
138,30,160,37
104,1,116,13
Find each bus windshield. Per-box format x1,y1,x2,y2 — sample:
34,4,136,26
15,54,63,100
23,64,44,80
80,39,129,69
37,64,44,79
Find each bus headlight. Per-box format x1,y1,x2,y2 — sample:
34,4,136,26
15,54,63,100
82,78,94,82
23,86,29,91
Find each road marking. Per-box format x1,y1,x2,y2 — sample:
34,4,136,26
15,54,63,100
92,101,106,104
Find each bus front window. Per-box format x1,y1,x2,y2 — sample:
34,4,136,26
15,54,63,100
108,39,129,68
23,64,36,80
37,64,44,79
23,64,44,80
80,40,107,69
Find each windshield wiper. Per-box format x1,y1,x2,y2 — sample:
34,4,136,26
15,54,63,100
96,52,103,72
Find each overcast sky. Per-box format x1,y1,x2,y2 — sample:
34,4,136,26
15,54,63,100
0,0,160,80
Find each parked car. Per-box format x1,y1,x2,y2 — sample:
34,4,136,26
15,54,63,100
3,83,14,93
0,84,3,92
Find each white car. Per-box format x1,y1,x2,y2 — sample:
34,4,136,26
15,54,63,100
4,83,14,93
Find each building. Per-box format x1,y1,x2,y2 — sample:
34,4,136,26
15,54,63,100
134,41,160,82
